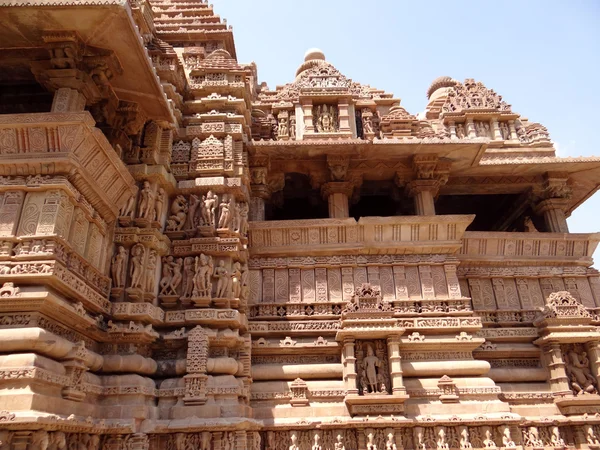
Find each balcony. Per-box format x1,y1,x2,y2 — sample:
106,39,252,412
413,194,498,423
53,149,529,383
248,215,475,257
0,112,136,221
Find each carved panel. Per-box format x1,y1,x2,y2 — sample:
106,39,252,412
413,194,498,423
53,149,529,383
301,269,315,302
289,268,301,302
379,266,395,300
274,268,288,303
327,267,342,301
248,269,262,304
575,278,595,308
341,267,354,301
315,268,328,302
406,266,421,299
262,268,274,303
393,265,409,299
17,191,45,237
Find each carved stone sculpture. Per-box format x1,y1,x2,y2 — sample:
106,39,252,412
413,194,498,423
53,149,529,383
137,180,156,220
437,427,449,450
166,195,188,232
362,343,382,393
202,190,218,226
500,426,515,448
193,254,213,298
459,426,472,449
218,195,232,229
290,432,299,450
155,187,166,222
185,194,200,230
565,347,598,395
214,260,230,298
111,245,127,288
183,256,195,298
483,427,496,448
129,244,145,289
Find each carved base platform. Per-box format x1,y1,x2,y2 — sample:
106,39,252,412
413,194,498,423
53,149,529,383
110,287,124,299
164,230,186,240
125,287,145,302
212,297,232,308
197,225,216,237
555,394,600,414
159,294,179,308
61,387,86,402
117,216,133,227
344,393,409,416
190,296,211,307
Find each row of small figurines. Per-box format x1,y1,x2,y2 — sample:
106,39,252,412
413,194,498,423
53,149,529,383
117,180,248,237
111,245,248,302
163,191,248,237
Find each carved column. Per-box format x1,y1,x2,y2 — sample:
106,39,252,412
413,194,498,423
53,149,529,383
0,191,25,239
534,198,569,233
543,343,571,396
508,120,518,141
301,99,314,133
448,121,457,139
249,186,270,222
322,182,353,218
387,336,406,395
183,325,209,405
338,100,351,133
466,118,476,138
407,180,439,216
51,87,86,112
343,338,358,394
491,117,502,140
585,341,600,386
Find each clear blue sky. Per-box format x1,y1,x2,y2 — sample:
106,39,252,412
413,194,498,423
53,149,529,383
213,0,600,257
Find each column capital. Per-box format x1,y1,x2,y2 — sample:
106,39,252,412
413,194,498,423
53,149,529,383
406,179,441,197
533,197,569,215
321,181,354,199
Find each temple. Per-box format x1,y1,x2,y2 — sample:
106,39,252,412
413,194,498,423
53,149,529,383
0,0,600,449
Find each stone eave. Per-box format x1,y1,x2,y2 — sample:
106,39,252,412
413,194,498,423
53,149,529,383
156,28,237,59
455,157,600,216
0,0,174,125
249,139,485,172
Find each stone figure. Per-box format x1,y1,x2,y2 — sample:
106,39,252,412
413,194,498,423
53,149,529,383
214,260,230,298
484,122,491,137
201,431,212,450
170,258,183,294
231,261,242,298
290,432,299,450
237,202,249,236
334,434,345,450
185,194,200,230
290,115,296,139
501,426,515,448
386,433,397,450
0,430,11,450
524,427,543,447
218,195,231,229
240,263,249,301
437,427,449,450
316,105,336,132
183,257,195,298
566,348,598,395
267,431,276,450
500,122,510,140
193,253,213,298
129,244,145,289
166,195,188,232
31,430,50,450
159,256,174,295
362,343,382,393
414,428,426,450
137,181,156,220
89,434,100,450
111,245,127,288
120,194,135,218
483,427,496,448
516,125,528,142
363,115,373,134
456,123,466,139
366,432,376,450
278,117,288,137
585,424,600,445
312,433,322,450
459,427,472,449
145,249,158,292
154,187,166,222
203,190,218,226
551,426,565,447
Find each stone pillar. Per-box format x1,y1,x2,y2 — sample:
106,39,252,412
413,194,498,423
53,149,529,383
301,99,314,133
338,100,351,133
387,336,406,395
508,120,518,141
534,198,569,233
343,338,358,394
448,121,457,140
543,343,571,396
249,195,266,222
466,118,476,138
491,117,502,140
51,87,86,112
407,180,439,216
322,182,353,218
585,341,600,386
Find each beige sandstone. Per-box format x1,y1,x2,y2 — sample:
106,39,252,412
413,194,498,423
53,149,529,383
0,0,599,449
